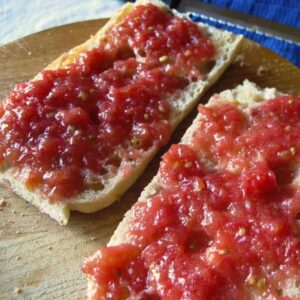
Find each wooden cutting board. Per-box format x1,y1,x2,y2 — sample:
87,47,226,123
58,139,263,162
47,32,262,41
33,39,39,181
0,18,300,300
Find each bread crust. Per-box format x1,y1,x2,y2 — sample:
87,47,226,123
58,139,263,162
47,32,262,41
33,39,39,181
107,80,300,299
0,0,242,224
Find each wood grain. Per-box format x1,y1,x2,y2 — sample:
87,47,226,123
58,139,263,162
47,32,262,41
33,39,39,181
0,19,300,300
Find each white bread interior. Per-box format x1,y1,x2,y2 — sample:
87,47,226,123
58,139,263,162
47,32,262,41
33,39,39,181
106,80,300,299
0,0,242,225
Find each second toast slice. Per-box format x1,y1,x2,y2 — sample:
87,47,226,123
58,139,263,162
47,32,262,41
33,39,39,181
84,80,300,299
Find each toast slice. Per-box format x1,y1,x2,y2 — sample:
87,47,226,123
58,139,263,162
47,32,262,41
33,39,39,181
0,0,242,224
84,80,300,299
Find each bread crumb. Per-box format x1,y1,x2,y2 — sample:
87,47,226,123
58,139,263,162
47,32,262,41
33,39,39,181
16,256,21,261
16,230,20,234
14,287,22,294
257,66,268,76
233,54,248,67
28,51,32,56
11,210,16,214
0,199,7,207
90,237,96,241
48,246,53,250
20,212,25,217
234,54,244,63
